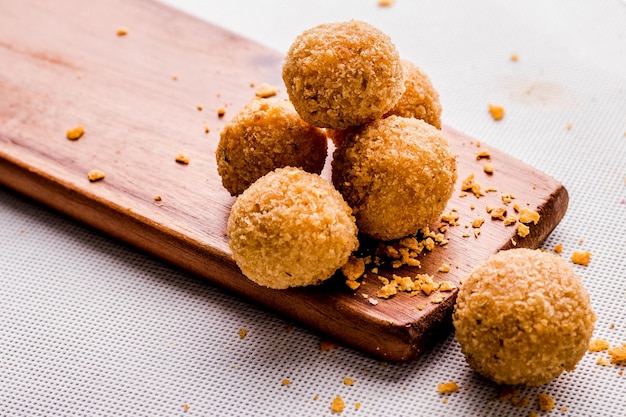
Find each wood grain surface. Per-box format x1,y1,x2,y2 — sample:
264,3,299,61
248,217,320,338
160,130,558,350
0,0,568,361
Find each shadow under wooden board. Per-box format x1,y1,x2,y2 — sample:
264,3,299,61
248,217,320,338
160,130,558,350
0,0,568,361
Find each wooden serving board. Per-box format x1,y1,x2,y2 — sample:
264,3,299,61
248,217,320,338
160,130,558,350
0,0,567,361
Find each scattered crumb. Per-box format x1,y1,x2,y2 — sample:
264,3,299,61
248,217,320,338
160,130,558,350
554,244,563,254
313,395,319,401
238,328,247,340
461,174,484,197
537,393,555,411
562,406,569,413
204,125,210,134
608,343,626,364
439,281,456,292
476,149,491,159
331,396,345,413
154,195,162,202
282,379,291,386
116,27,128,36
172,75,178,81
438,263,451,273
510,53,519,62
483,162,494,174
196,104,203,111
368,297,379,306
489,206,507,220
183,403,189,412
488,104,505,121
578,237,585,244
566,123,573,130
516,223,530,238
343,377,355,386
87,169,105,182
175,152,190,165
355,402,361,410
66,125,85,141
255,83,278,98
437,381,458,394
472,217,485,228
378,0,395,6
377,283,397,299
217,106,226,117
589,339,610,352
571,250,592,266
503,215,517,226
342,255,366,282
518,207,540,224
597,356,609,366
320,340,339,352
501,193,515,205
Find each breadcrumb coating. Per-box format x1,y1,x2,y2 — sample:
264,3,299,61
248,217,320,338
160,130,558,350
453,248,596,386
332,116,457,240
228,167,358,289
216,98,328,196
282,20,405,130
384,60,442,129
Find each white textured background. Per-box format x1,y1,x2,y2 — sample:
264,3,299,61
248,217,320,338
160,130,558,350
1,0,626,416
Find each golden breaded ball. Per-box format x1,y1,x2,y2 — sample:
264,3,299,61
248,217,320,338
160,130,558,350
331,116,457,241
385,60,443,129
282,20,405,130
453,248,596,386
228,167,359,289
216,98,328,196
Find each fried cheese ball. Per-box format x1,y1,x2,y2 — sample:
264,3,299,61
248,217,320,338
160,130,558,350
215,98,328,196
331,116,457,241
282,20,405,130
228,167,359,289
453,248,596,386
384,60,443,129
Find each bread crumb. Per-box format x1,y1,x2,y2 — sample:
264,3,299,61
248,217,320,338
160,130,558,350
217,106,226,117
538,393,555,411
238,328,247,340
501,193,515,205
377,283,397,299
255,83,278,98
204,125,210,134
471,217,485,228
476,150,491,160
343,377,354,386
510,53,519,61
355,402,361,410
439,281,456,292
320,340,339,352
461,174,484,197
483,162,494,174
116,27,128,36
196,104,203,111
571,250,592,266
597,356,609,366
504,215,517,226
313,395,319,401
282,379,291,386
554,244,563,254
154,195,162,202
490,206,507,220
518,207,540,224
66,125,85,140
183,403,189,412
378,0,395,6
331,396,345,413
589,339,610,352
437,381,458,394
175,152,190,165
566,123,573,130
87,169,105,182
488,104,505,121
608,343,626,364
438,263,451,273
517,223,530,238
342,255,365,281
